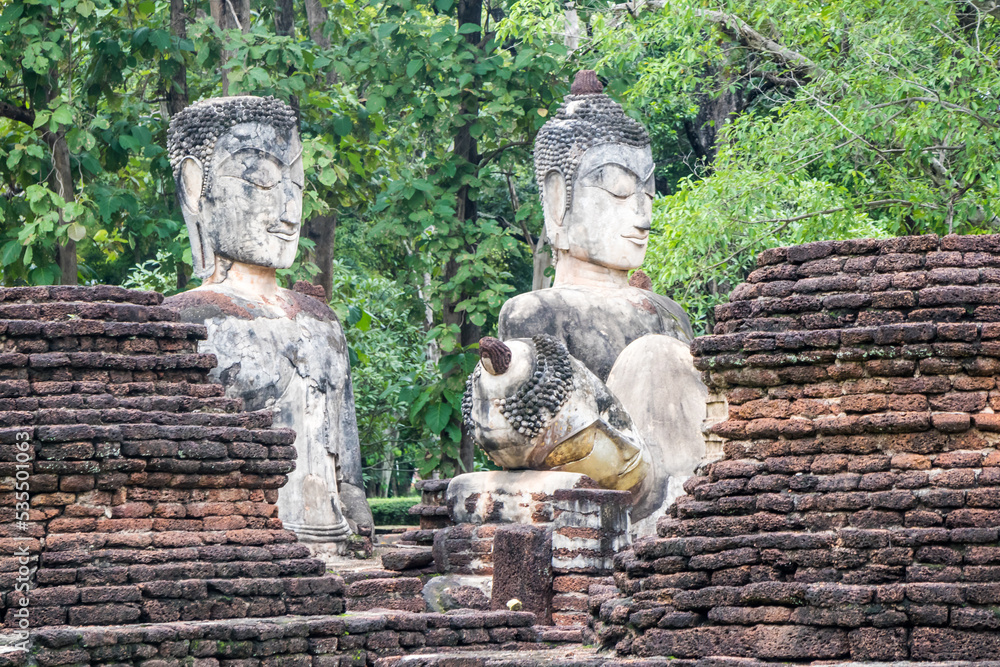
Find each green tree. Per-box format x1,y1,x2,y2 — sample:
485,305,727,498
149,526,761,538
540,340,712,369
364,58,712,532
502,0,1000,333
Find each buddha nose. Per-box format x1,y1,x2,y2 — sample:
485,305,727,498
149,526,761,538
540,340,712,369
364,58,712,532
280,180,301,225
619,437,641,460
633,193,651,221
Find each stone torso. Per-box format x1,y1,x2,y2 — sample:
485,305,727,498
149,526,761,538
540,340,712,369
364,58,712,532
498,285,694,382
164,286,365,541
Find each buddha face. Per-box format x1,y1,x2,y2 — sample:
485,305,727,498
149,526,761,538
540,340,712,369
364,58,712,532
467,336,650,500
179,122,304,273
543,143,655,270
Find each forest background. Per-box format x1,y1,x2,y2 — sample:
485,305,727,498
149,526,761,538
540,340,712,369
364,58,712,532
1,0,999,495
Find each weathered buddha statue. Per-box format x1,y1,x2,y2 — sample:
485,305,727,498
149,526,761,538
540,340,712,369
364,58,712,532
464,72,708,532
162,96,373,548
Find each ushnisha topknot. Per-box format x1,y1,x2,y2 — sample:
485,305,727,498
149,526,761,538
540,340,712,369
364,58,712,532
462,334,574,441
166,95,298,192
534,70,650,210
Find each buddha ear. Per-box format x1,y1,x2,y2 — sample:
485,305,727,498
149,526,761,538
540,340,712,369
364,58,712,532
177,157,204,216
176,157,215,280
542,170,569,250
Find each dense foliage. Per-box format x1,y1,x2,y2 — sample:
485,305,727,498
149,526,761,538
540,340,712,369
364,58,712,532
3,0,997,487
504,0,1000,332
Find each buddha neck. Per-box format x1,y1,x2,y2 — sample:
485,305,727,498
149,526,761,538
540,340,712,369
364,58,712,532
207,260,280,301
553,253,630,289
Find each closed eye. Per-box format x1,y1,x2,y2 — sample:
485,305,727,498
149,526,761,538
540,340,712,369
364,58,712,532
581,164,637,199
221,174,278,190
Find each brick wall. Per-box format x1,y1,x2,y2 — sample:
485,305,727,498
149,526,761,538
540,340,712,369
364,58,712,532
0,286,345,628
596,234,1000,663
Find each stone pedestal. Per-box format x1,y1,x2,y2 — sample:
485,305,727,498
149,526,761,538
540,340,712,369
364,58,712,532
436,471,630,626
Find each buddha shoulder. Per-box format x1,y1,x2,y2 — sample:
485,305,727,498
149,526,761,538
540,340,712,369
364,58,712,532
499,286,693,341
163,284,339,324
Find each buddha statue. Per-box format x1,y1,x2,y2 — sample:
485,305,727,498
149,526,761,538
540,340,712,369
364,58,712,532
162,96,373,547
464,72,708,532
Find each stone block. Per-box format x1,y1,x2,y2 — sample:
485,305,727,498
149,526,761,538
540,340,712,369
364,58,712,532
490,524,553,624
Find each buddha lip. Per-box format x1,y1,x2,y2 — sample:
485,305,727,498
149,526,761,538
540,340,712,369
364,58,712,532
623,236,648,246
268,229,298,241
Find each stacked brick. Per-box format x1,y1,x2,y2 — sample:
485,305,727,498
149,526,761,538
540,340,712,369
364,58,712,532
407,478,452,531
595,234,1000,663
440,480,629,627
0,286,344,627
343,569,430,613
3,609,569,667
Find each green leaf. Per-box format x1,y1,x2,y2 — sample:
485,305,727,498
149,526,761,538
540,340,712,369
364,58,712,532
51,106,72,127
0,3,24,30
424,402,453,434
434,0,453,10
406,59,423,78
67,223,86,242
0,241,21,266
408,391,431,421
377,23,398,39
333,116,353,137
442,389,464,412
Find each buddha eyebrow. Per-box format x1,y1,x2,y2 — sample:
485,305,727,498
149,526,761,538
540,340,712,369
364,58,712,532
218,146,300,168
582,162,654,180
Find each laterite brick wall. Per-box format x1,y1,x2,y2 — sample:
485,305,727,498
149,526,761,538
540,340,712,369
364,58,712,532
595,235,1000,663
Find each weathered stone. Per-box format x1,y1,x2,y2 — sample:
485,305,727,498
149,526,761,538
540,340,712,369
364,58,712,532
490,524,553,624
163,96,371,547
463,71,709,537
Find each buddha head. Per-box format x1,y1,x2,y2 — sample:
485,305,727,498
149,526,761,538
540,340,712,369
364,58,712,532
168,96,303,281
534,71,654,273
463,335,651,507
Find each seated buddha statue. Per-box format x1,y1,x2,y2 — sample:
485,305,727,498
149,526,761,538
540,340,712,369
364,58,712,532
464,72,708,532
162,96,373,547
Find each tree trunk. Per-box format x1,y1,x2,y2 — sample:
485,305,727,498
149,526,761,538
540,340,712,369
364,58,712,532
304,0,330,47
304,0,337,84
380,441,394,498
564,1,579,51
274,0,298,113
681,67,744,165
44,131,77,285
445,0,485,474
168,0,190,291
532,235,552,291
167,0,189,117
275,0,294,36
210,0,250,95
302,213,336,299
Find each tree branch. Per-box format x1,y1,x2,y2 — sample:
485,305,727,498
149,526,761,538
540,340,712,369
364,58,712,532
968,0,1000,18
698,8,826,78
735,198,937,226
0,100,35,126
611,1,825,79
478,140,530,169
869,95,995,128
